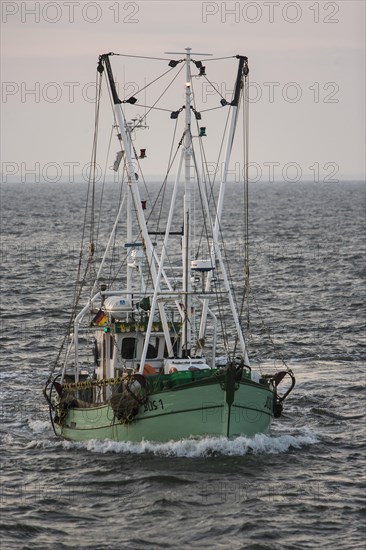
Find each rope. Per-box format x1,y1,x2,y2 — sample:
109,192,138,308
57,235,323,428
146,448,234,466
189,77,238,358
124,66,182,99
46,69,105,381
249,289,291,372
200,74,227,102
126,63,185,130
109,52,179,62
95,124,114,252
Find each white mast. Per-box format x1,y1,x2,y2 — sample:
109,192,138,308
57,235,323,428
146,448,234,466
163,48,212,358
126,121,133,294
182,47,193,356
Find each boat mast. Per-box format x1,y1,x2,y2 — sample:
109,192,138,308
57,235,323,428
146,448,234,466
182,47,193,357
126,121,133,294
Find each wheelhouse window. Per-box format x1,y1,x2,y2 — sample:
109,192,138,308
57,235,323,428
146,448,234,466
121,337,137,359
164,338,180,358
108,335,114,359
146,337,160,359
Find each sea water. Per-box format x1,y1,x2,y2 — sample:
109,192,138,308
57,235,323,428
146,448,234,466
1,181,365,549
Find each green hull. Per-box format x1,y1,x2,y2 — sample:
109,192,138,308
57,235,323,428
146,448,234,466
55,376,273,442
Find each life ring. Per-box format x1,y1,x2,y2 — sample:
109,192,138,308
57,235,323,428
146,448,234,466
143,364,156,376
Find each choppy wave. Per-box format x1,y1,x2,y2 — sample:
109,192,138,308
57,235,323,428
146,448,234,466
2,181,365,550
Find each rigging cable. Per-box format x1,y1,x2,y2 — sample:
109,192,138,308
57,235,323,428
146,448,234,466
190,78,232,356
107,168,126,287
150,119,179,241
46,68,104,380
249,290,291,373
95,124,114,252
206,79,244,362
191,76,237,356
127,63,185,131
190,79,215,261
124,65,184,100
108,52,180,62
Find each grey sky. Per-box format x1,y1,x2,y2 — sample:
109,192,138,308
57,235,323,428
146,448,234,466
1,0,365,182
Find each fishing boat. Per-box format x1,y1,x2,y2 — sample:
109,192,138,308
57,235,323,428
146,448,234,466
43,48,295,442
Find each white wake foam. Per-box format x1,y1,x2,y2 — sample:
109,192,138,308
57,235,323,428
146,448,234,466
28,419,51,434
61,431,319,458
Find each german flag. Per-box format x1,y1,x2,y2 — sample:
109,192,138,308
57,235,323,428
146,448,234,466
92,309,107,326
